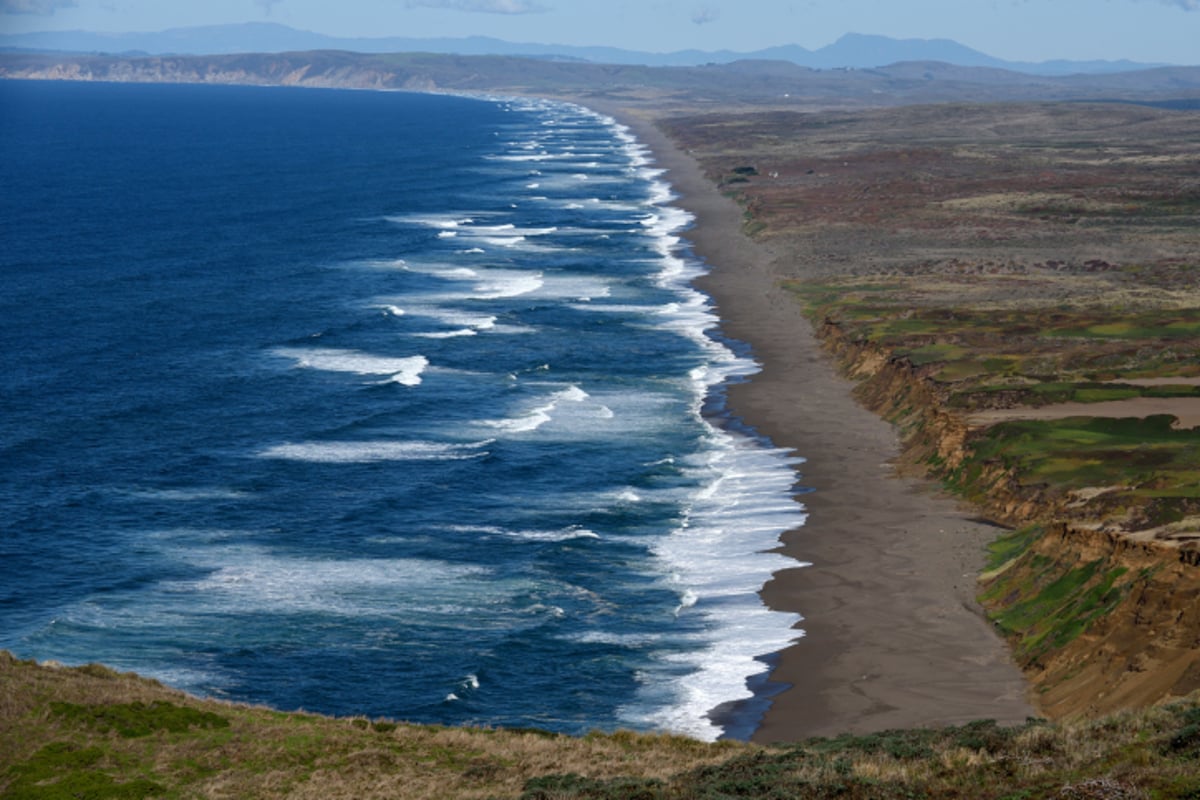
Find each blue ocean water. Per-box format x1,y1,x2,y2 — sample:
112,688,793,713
0,80,806,740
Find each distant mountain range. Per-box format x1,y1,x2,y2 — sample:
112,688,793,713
6,47,1200,114
0,22,1169,77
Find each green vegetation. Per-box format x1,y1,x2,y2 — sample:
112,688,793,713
786,276,1200,530
950,416,1200,528
3,742,165,800
950,381,1200,409
3,653,1200,799
984,525,1045,571
783,271,1200,706
981,550,1130,665
787,278,1200,395
49,700,230,738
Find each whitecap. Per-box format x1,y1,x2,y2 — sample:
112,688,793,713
471,272,544,299
118,487,247,502
272,348,428,385
481,384,591,433
413,329,478,339
257,440,491,463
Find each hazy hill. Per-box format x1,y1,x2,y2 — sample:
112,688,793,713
0,22,1171,76
3,49,1199,113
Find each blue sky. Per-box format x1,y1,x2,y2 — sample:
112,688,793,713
1,0,1198,65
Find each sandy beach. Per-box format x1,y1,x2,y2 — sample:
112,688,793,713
612,111,1036,742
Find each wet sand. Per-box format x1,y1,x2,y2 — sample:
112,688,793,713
616,110,1036,742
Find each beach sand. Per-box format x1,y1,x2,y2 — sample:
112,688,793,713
615,111,1036,742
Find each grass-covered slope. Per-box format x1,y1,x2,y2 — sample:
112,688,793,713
4,652,1200,799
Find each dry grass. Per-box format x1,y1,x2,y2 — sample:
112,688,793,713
3,652,1200,799
0,652,736,799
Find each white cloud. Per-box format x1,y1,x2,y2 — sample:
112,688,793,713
0,0,76,14
406,0,547,13
691,6,720,25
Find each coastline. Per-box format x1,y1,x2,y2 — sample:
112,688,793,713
612,108,1036,742
2,76,1032,741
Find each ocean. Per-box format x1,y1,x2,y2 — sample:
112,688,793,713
0,80,806,741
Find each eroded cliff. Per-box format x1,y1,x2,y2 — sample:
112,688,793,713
818,318,1200,718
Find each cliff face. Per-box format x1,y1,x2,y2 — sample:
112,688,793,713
988,523,1200,718
817,319,1200,718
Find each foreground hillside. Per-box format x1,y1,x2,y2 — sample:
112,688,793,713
661,100,1200,720
3,652,1200,799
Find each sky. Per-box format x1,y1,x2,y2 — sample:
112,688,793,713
1,0,1198,65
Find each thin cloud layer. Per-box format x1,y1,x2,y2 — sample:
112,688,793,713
406,0,547,13
692,6,720,25
0,0,76,14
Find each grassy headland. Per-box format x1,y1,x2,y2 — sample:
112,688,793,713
5,652,1200,798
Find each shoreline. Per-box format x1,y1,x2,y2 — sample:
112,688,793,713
4,78,1031,741
611,107,1036,742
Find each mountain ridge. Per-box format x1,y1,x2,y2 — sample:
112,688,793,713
0,22,1173,77
4,48,1199,113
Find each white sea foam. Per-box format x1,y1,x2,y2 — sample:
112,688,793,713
118,487,248,502
529,105,809,741
273,347,428,386
508,527,597,542
378,300,508,338
258,440,491,463
388,266,609,305
388,214,475,229
450,524,600,543
32,533,530,697
162,543,506,621
571,631,662,647
471,271,544,299
481,384,592,434
618,431,808,741
413,328,478,339
480,235,526,247
27,94,813,744
488,152,555,162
